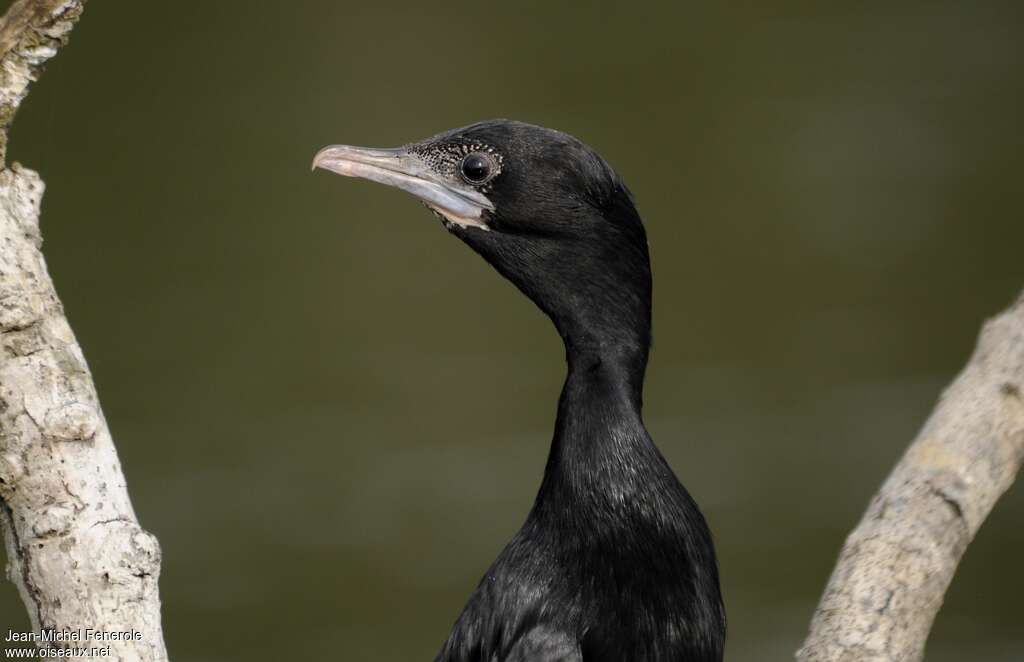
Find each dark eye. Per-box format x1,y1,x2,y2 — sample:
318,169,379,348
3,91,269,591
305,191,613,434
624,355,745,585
460,153,494,183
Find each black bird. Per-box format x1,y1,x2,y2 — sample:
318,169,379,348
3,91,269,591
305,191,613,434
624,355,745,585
314,120,725,662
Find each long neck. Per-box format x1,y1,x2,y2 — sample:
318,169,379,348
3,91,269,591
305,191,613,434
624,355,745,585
535,243,656,503
536,336,658,508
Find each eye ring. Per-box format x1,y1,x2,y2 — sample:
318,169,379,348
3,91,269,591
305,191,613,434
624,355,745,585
459,152,496,184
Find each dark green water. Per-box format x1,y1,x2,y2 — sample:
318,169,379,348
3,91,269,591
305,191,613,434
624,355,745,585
1,1,1022,659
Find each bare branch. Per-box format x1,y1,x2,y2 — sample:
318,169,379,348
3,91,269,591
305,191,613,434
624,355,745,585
797,291,1024,661
0,0,83,166
0,1,170,659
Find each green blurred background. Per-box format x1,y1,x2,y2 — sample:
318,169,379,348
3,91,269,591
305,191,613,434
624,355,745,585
1,1,1022,660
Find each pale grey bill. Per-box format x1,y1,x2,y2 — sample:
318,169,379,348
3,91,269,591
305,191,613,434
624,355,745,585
312,145,493,229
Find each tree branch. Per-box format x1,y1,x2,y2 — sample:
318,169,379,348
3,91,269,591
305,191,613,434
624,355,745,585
0,0,81,166
0,1,169,659
797,290,1024,661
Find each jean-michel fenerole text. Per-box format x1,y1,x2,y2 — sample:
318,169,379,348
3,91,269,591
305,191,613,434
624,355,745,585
5,629,143,643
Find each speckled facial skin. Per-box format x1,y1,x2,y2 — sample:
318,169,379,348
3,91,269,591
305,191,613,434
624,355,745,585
409,139,504,190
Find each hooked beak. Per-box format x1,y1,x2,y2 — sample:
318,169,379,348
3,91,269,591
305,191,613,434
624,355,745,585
312,145,493,230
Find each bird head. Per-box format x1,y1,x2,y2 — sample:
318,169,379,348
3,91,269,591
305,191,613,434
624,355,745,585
314,120,651,358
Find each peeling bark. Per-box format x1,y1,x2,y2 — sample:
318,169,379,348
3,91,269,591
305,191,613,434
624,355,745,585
0,1,169,660
797,291,1024,661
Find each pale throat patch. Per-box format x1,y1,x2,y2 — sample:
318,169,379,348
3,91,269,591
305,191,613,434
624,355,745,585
428,204,490,231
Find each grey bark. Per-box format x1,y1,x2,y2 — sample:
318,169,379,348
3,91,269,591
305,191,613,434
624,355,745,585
0,1,169,659
797,291,1024,661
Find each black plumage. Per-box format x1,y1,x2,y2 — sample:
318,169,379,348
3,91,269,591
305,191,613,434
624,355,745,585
314,120,725,662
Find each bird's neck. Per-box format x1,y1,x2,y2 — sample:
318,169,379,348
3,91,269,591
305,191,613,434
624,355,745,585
564,343,648,413
548,284,651,377
536,342,657,506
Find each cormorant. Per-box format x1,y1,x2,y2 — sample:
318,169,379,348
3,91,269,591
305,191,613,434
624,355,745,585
313,120,725,662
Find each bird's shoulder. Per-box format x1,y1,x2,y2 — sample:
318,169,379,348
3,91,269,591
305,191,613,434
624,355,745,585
436,617,581,662
435,531,582,662
503,625,581,662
